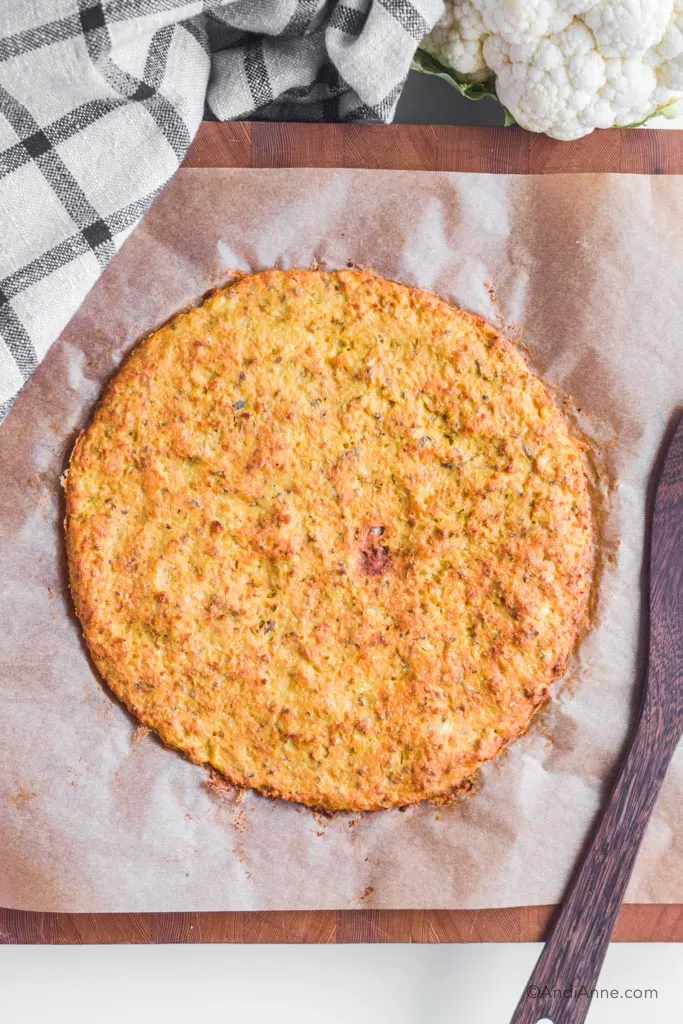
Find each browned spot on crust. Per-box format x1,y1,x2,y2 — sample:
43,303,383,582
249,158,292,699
360,544,392,577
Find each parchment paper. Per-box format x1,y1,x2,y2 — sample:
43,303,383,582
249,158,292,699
1,169,682,913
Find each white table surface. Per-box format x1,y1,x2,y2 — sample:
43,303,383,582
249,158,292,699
1,942,681,1023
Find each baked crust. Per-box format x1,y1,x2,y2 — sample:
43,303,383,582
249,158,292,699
65,269,594,811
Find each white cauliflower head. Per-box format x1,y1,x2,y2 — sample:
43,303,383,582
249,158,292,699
422,0,683,139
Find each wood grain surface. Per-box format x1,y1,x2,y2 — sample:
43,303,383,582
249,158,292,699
182,122,683,173
2,905,683,944
4,122,682,946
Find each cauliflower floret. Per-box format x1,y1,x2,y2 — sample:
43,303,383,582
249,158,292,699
652,6,683,90
422,0,683,138
485,22,609,137
585,0,673,57
422,0,489,78
479,0,594,42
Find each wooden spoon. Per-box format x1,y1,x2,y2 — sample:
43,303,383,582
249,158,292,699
510,412,683,1024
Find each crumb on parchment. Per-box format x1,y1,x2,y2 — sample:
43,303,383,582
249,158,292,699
232,809,249,833
202,771,235,798
11,787,38,806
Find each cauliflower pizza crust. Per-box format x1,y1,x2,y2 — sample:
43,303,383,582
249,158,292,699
65,269,594,812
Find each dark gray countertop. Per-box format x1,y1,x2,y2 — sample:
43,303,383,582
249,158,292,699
394,69,504,125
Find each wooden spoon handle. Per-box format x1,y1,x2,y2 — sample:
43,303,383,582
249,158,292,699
512,412,683,1024
510,700,680,1024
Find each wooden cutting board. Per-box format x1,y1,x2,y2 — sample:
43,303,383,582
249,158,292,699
182,121,683,173
2,123,682,947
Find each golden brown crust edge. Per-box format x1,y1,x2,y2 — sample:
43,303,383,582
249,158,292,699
64,268,595,812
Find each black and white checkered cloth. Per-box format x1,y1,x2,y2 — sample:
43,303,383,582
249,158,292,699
0,0,441,421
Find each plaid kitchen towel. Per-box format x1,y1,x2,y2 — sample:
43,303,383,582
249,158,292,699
0,0,441,421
